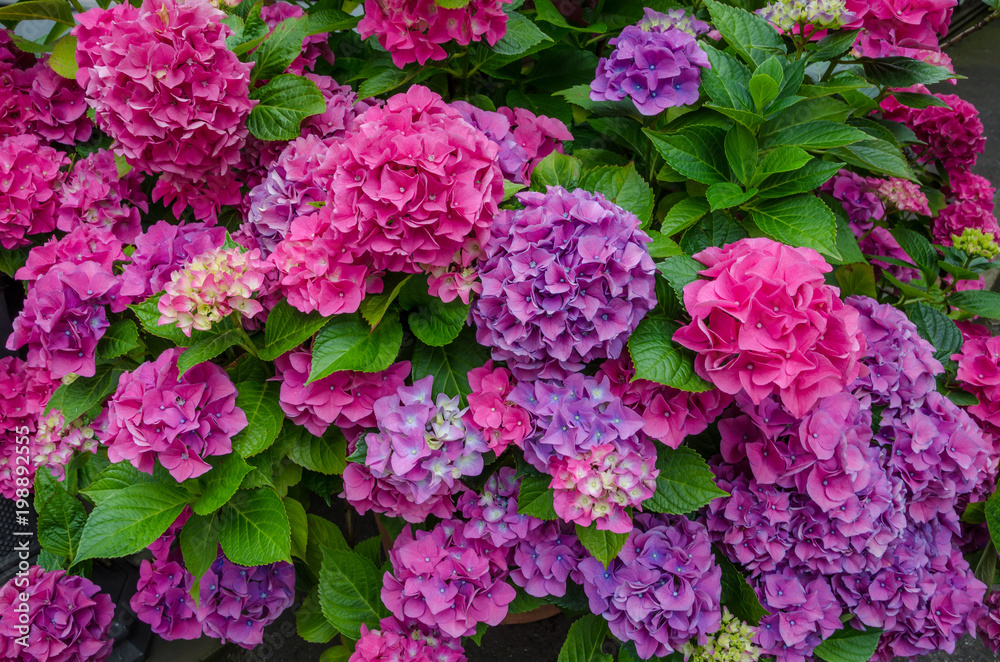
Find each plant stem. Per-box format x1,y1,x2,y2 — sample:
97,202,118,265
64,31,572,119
942,11,999,50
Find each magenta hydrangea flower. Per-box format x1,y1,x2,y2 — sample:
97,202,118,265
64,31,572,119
847,295,943,409
473,186,656,379
945,169,996,208
352,617,466,662
260,2,335,75
74,0,254,221
955,334,1000,432
932,197,1000,246
754,568,843,662
32,410,102,481
851,0,955,61
463,361,530,454
510,520,586,598
382,520,516,639
17,224,125,284
199,555,296,649
821,169,885,227
8,261,117,379
874,177,932,216
342,375,488,522
598,354,732,449
979,591,1000,653
131,558,206,641
321,85,504,274
457,467,539,548
509,373,645,472
590,12,711,116
0,133,68,249
580,513,722,659
0,358,56,499
104,348,247,482
275,350,411,437
358,0,510,68
450,101,573,185
426,264,481,305
880,85,985,172
673,237,866,418
56,149,147,243
0,566,114,662
157,246,273,336
0,33,32,139
19,57,93,144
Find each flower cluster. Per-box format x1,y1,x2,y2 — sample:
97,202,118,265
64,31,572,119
463,361,529,454
598,354,732,449
104,348,247,482
674,237,866,417
874,177,931,216
199,556,296,648
18,56,93,145
955,334,1000,436
880,86,985,173
132,557,206,641
74,0,254,221
821,169,884,226
0,566,114,662
591,10,711,115
0,133,68,249
56,149,147,243
979,591,1000,654
758,0,858,33
580,514,722,659
342,375,488,522
358,0,510,68
382,520,516,638
755,569,843,661
275,351,411,438
457,467,536,548
682,609,760,662
510,520,587,598
33,410,102,481
850,0,955,62
352,617,467,662
16,224,125,285
473,186,656,379
637,7,713,35
0,358,56,498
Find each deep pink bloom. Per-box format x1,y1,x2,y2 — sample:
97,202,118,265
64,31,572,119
955,335,1000,431
880,85,985,172
199,555,295,649
463,361,529,454
979,591,1000,653
17,225,126,284
874,178,932,216
0,358,56,499
351,617,466,662
56,149,147,243
0,133,68,249
849,0,955,62
933,198,1000,246
20,57,93,144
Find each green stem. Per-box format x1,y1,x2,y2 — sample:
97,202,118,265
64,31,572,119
820,59,840,82
68,0,84,13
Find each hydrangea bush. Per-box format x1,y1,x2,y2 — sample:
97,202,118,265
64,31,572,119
1,0,1000,661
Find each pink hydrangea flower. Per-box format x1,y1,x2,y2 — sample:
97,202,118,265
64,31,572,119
358,0,511,68
275,350,410,437
754,568,843,662
979,591,1000,653
260,2,335,75
352,617,466,662
56,149,147,243
0,358,56,499
849,0,955,60
955,335,1000,432
104,348,247,482
933,198,1000,246
426,265,482,305
18,57,93,144
0,566,115,662
945,169,996,210
74,0,255,221
157,246,273,336
874,177,932,216
0,133,68,249
463,361,530,454
673,237,866,418
0,34,32,138
32,410,101,481
880,85,985,172
17,224,126,284
382,520,516,639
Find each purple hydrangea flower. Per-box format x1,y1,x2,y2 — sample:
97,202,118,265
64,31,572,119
351,616,466,662
472,186,656,380
821,169,885,228
510,520,586,598
457,467,540,548
199,555,296,649
754,568,843,662
131,558,205,641
580,513,722,659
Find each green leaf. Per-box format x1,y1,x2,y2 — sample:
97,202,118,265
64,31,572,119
950,290,1000,320
716,552,768,625
48,34,77,79
309,312,403,381
724,124,757,186
75,483,192,562
180,513,219,601
962,501,986,525
285,496,308,561
0,0,74,25
702,0,785,66
645,127,729,185
891,91,951,109
45,363,126,421
809,29,860,62
129,297,200,346
531,151,583,190
409,300,470,347
557,614,612,662
492,11,552,56
749,73,779,111
259,299,329,360
661,197,710,236
0,247,28,278
656,255,702,302
761,121,870,150
249,16,308,82
219,488,292,565
575,525,628,568
813,626,882,662
307,514,349,573
298,588,338,643
706,183,756,211
509,585,547,614
357,68,411,98
411,329,491,405
756,160,843,199
231,381,284,457
747,195,838,258
628,314,712,392
859,56,955,88
436,0,471,6
827,140,913,180
80,463,159,504
176,327,243,377
533,0,606,32
700,44,754,112
579,164,655,225
318,548,390,639
753,146,813,183
249,74,327,141
96,320,140,361
286,425,348,475
680,210,748,255
835,264,877,299
647,231,684,258
987,489,1000,555
193,454,253,515
645,446,729,515
306,9,360,34
354,536,383,567
517,473,557,520
892,229,939,282
906,302,963,363
319,647,353,662
36,483,86,561
359,275,412,329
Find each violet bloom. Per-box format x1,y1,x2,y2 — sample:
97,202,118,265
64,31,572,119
382,520,516,639
56,149,147,243
0,566,114,662
591,16,710,116
351,617,466,662
131,559,206,641
580,514,722,659
473,186,656,379
979,591,1000,654
342,376,488,522
754,568,843,662
510,520,586,599
199,555,296,649
0,133,68,249
457,467,540,548
821,169,885,228
104,348,247,482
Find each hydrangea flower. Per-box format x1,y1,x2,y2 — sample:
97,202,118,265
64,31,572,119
754,569,843,662
682,609,760,662
821,169,885,227
131,558,206,641
979,591,1000,654
880,86,985,172
0,358,56,499
0,35,32,139
473,186,656,379
199,556,296,649
21,57,93,145
509,373,645,472
457,467,539,548
510,520,586,598
858,226,920,283
74,0,254,221
275,350,410,438
758,0,858,33
850,0,955,61
382,520,516,639
33,410,102,481
260,2,335,75
598,354,732,449
8,261,117,379
953,228,1000,259
673,237,866,418
56,149,147,243
0,133,68,249
463,361,530,454
955,334,1000,431
591,11,711,116
158,246,273,336
352,617,466,662
874,177,932,216
358,0,510,68
104,348,247,482
580,514,722,659
637,7,713,35
17,224,125,284
0,566,114,662
342,376,488,522
945,169,996,208
933,196,1000,246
